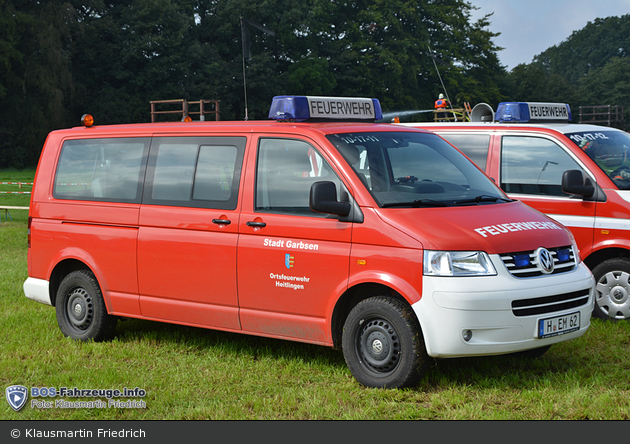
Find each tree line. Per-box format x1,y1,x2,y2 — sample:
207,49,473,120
1,1,629,169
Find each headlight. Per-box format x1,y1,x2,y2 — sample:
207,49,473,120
572,241,581,264
423,251,497,276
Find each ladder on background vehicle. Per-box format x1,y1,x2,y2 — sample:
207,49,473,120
464,102,472,121
433,102,472,122
579,105,625,129
150,99,221,122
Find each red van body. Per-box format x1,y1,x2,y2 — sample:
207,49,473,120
24,97,594,388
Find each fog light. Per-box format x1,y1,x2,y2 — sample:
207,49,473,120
463,330,473,342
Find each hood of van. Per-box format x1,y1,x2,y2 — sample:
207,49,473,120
376,201,573,254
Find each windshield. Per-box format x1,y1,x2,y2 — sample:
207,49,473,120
326,131,508,208
566,130,630,190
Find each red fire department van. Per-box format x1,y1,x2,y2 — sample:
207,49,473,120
402,101,630,322
24,96,594,389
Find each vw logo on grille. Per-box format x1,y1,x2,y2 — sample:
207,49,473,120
535,247,555,274
372,339,383,354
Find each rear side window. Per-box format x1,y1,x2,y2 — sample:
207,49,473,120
439,134,491,171
53,138,150,203
143,137,246,210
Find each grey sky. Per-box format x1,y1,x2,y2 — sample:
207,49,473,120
469,0,630,70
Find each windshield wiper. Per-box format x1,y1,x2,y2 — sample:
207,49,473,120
454,195,514,205
382,199,448,208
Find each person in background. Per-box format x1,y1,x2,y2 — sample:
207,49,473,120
434,93,450,121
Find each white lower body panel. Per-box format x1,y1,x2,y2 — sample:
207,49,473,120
23,277,52,306
413,258,595,358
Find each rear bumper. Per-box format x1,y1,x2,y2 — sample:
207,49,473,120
23,277,52,306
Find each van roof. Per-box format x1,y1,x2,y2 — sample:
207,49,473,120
60,120,435,137
399,121,628,136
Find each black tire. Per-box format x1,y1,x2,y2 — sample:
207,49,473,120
55,270,117,341
342,296,428,389
592,258,630,321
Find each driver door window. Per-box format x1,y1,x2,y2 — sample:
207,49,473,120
501,136,586,197
255,138,343,215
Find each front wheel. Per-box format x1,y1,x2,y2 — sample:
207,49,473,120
55,270,117,341
592,258,630,321
342,296,428,389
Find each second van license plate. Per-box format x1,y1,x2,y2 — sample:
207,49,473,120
538,312,580,338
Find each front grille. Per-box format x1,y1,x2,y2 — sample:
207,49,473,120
501,245,577,278
512,289,590,317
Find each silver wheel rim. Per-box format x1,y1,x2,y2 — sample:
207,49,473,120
596,270,630,320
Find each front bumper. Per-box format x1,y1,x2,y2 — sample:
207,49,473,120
413,256,595,358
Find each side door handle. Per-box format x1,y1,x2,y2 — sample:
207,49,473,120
246,221,266,228
212,219,231,225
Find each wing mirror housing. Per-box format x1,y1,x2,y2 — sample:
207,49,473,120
310,181,351,216
562,170,594,197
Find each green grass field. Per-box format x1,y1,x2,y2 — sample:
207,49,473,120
1,169,629,420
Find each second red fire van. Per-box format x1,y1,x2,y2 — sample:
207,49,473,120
404,101,630,322
24,96,594,388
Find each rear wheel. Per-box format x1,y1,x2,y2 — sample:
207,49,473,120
592,258,630,321
342,296,428,389
55,270,117,341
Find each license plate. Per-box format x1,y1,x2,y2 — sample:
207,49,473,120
538,312,580,338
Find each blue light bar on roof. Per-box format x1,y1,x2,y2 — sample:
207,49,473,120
495,102,572,123
269,96,383,121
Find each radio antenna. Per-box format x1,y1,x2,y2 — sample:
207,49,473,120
427,43,457,121
240,17,275,121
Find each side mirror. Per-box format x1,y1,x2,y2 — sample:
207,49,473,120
309,181,351,216
561,170,594,197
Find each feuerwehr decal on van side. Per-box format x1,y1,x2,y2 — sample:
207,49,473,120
474,221,562,237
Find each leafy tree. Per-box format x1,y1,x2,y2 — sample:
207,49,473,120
505,63,579,104
290,0,506,114
70,0,201,124
578,56,630,103
1,0,508,167
193,0,506,120
0,0,22,101
535,15,630,83
0,0,75,168
576,57,630,128
505,14,630,128
193,0,313,120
